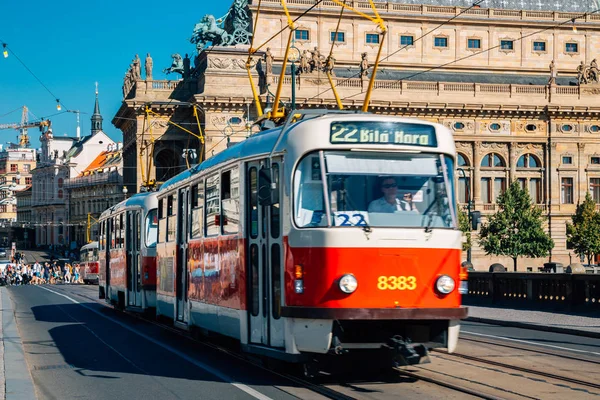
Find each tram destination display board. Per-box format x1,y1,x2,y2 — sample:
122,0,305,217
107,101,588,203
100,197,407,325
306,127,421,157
330,121,437,147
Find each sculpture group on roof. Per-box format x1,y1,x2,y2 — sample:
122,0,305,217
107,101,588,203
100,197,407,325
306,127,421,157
577,59,600,85
190,0,252,51
297,47,336,75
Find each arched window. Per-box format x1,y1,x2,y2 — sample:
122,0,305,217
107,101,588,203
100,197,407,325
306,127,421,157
481,153,505,168
516,154,540,168
480,153,506,204
457,153,470,167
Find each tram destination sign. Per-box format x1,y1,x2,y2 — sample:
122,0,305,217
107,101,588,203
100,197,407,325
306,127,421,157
330,121,437,147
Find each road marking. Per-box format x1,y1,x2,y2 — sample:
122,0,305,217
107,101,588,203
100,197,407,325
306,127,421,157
463,330,600,356
39,286,273,400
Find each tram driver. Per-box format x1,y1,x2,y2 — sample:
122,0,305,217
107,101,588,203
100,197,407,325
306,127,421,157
368,177,419,213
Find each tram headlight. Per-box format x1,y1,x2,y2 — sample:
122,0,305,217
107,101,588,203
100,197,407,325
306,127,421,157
338,274,358,294
436,275,456,295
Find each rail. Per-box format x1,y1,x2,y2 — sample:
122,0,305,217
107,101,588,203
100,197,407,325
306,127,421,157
466,271,600,311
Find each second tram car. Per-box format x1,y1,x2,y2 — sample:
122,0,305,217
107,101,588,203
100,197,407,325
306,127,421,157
79,241,99,284
151,111,467,366
98,192,158,311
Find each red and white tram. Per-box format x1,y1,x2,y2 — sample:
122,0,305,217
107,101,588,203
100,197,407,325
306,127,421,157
98,192,158,311
154,111,467,366
79,241,99,284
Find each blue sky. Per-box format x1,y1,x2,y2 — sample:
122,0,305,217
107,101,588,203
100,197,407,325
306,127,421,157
0,1,230,150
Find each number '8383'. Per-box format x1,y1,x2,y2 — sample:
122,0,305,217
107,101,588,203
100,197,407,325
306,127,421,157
377,276,417,290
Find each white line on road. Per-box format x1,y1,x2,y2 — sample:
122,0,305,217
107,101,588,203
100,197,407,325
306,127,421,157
463,330,600,356
38,286,273,400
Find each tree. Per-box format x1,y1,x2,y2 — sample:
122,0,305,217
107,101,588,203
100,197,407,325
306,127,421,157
458,208,472,252
566,192,600,265
478,181,554,272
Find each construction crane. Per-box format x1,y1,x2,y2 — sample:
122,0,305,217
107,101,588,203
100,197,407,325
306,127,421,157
0,106,51,147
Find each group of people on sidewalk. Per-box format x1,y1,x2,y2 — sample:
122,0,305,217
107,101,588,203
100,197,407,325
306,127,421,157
1,260,82,286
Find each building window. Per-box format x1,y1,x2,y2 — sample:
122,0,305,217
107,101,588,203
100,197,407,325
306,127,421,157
366,33,380,44
58,178,64,188
489,123,501,131
561,177,574,204
517,154,540,168
529,178,542,204
591,178,600,203
295,29,309,41
481,177,506,203
400,35,414,46
12,177,19,184
525,124,537,132
533,41,546,52
481,153,505,168
434,36,448,48
562,156,573,164
565,42,578,53
592,157,600,165
10,164,17,172
467,38,481,49
500,40,514,50
25,177,31,185
23,164,30,172
457,153,469,167
330,31,345,43
454,122,465,130
590,125,600,133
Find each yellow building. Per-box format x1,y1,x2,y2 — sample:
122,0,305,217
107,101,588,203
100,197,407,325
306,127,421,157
0,146,35,222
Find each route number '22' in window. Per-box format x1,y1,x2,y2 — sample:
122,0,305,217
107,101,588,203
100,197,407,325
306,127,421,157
330,121,437,147
333,211,369,226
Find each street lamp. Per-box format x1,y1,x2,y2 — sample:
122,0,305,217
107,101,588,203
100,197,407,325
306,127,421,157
457,167,473,263
122,186,128,200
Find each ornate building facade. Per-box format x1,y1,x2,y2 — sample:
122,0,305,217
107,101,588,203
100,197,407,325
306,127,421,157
113,0,600,269
32,91,115,247
0,146,35,222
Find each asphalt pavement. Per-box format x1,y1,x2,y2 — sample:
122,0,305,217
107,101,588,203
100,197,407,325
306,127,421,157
4,285,324,400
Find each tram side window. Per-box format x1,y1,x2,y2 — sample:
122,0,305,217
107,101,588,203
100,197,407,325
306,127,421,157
294,155,327,227
119,214,125,249
167,194,176,242
191,181,204,239
249,168,258,239
158,199,166,243
98,222,103,251
110,217,116,249
205,174,220,236
270,163,280,239
222,168,240,235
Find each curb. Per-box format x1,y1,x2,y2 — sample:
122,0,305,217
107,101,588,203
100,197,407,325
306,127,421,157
1,288,36,400
465,316,600,339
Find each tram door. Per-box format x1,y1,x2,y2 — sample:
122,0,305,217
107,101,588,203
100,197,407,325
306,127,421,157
126,211,142,307
175,188,190,324
246,160,285,348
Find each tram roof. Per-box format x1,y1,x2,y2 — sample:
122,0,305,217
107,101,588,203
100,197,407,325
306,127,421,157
100,192,157,219
159,113,454,193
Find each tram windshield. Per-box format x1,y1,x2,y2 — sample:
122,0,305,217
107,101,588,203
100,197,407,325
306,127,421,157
146,209,158,248
294,151,457,229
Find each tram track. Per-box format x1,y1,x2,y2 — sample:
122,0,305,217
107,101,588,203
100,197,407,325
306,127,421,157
45,284,493,399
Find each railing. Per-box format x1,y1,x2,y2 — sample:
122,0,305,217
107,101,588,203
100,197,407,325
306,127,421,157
64,172,121,189
466,272,600,311
257,0,600,23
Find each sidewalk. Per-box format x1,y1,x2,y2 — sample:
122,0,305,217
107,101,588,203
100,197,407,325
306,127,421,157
466,305,600,338
1,287,36,400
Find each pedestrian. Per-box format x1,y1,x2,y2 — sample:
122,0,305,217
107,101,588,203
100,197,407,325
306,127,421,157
74,264,80,284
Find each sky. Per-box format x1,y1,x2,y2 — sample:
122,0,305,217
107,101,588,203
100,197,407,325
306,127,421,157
0,0,230,150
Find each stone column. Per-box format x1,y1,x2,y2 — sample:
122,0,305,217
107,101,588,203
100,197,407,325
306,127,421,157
509,142,516,183
473,141,482,204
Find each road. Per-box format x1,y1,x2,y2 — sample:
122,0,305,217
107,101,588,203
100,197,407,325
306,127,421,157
5,282,600,399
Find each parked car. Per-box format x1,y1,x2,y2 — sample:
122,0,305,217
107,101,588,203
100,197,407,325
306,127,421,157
0,248,7,258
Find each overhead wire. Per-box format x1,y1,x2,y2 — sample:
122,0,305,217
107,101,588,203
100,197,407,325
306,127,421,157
0,40,66,110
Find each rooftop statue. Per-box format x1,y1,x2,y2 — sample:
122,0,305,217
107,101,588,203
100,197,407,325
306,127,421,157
576,59,600,85
163,54,185,76
191,0,252,51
